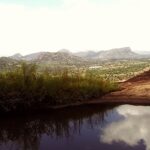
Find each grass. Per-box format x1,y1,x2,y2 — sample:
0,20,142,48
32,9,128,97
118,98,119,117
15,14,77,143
0,63,117,113
87,60,150,81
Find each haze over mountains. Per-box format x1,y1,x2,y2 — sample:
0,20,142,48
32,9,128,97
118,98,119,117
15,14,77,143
10,51,88,65
10,47,149,62
75,47,142,60
0,46,149,71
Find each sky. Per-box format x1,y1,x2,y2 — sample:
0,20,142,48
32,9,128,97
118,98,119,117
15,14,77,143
0,0,150,56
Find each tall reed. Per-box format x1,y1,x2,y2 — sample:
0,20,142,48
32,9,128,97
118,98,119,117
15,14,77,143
0,63,117,112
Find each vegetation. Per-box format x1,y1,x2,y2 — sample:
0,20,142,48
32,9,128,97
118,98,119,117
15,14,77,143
87,60,150,81
0,63,117,113
0,56,149,113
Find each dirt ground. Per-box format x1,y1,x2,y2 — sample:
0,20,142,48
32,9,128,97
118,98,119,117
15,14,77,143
100,70,150,103
50,70,150,109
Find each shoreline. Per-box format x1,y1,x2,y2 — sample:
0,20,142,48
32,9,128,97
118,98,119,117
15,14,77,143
1,70,150,114
49,97,150,109
0,95,150,115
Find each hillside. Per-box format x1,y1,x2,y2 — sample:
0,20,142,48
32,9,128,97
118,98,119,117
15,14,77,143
100,70,150,103
10,51,89,66
0,57,20,71
75,47,143,60
10,47,149,63
75,50,97,59
10,53,23,60
31,52,88,65
126,69,150,83
96,47,140,60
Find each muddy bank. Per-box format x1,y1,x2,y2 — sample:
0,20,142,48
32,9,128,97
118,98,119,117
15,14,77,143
50,70,150,109
1,70,150,114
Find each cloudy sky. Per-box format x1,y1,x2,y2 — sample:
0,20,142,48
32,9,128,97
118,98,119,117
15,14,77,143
101,105,150,150
0,0,150,56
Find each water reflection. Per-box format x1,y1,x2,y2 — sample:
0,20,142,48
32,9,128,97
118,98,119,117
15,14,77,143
1,104,149,150
101,105,150,150
0,105,112,150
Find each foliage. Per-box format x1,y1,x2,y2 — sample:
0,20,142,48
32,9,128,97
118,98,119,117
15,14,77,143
87,60,150,81
0,63,117,113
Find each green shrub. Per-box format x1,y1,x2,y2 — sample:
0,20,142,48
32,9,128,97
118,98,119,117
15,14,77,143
0,63,117,112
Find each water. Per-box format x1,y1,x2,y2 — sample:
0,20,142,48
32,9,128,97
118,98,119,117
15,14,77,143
0,104,149,150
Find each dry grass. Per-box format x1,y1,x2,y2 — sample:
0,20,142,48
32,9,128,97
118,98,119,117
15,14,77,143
0,63,117,112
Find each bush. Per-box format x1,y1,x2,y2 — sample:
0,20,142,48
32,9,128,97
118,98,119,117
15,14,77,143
0,63,117,112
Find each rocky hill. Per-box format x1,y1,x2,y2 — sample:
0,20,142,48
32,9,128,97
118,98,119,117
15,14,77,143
75,50,97,59
6,47,150,70
0,57,20,71
10,53,23,60
30,51,88,65
96,47,141,60
75,47,143,60
10,51,88,66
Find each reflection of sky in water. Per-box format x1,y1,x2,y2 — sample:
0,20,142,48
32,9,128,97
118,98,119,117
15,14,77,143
0,105,148,150
101,105,150,150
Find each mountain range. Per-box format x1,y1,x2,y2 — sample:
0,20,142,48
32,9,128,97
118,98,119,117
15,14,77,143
10,47,149,62
0,47,149,71
10,51,89,66
74,47,147,60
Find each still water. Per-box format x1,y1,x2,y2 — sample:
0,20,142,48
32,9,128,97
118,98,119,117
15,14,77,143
0,104,149,150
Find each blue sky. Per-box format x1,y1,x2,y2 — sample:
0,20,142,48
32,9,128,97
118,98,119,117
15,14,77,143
0,0,149,56
0,0,62,7
0,0,113,6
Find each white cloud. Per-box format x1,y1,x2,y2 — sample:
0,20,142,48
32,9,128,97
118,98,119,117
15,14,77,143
0,0,150,56
101,105,150,150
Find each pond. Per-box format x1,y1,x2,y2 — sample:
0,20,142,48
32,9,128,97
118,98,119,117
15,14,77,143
0,104,149,150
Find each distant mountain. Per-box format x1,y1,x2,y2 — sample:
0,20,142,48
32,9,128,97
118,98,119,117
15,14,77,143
75,50,97,59
95,47,140,60
9,47,150,67
31,51,88,65
75,47,143,60
136,51,150,55
58,49,71,54
23,52,49,61
0,57,20,71
10,51,88,66
10,53,23,60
